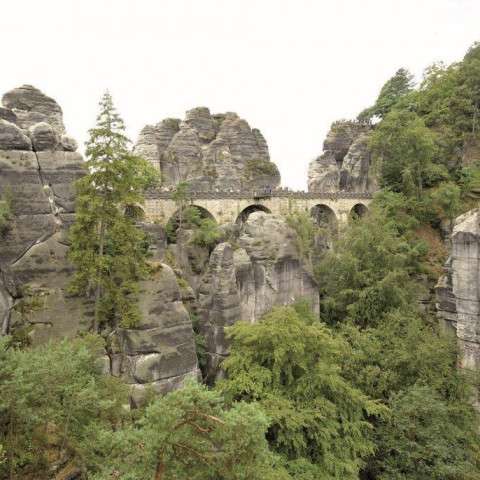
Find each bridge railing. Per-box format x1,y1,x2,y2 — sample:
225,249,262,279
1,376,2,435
145,187,374,201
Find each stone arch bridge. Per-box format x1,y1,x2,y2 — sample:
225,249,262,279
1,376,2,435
144,189,373,227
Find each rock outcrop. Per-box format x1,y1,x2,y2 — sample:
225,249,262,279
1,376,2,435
436,209,480,371
110,264,199,406
0,86,199,400
198,211,319,380
135,108,281,191
0,85,85,340
308,120,377,192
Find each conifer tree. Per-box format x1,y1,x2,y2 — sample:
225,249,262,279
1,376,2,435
68,92,157,331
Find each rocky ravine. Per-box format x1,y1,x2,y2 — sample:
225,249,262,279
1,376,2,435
135,107,281,191
308,120,377,193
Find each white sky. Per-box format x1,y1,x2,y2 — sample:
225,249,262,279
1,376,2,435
1,0,479,190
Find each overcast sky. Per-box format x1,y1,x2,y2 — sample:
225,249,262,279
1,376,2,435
1,0,479,189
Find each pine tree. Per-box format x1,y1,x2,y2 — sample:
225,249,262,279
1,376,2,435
68,92,157,331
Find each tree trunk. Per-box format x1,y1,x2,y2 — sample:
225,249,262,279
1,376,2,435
154,459,165,480
93,219,106,333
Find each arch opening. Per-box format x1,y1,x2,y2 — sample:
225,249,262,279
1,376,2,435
166,204,216,243
350,203,368,220
310,204,338,233
236,204,271,224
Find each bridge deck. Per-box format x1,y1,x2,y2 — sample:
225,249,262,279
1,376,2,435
145,189,374,200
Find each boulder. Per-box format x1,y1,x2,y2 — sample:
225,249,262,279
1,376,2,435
0,120,32,150
60,134,78,152
29,122,59,151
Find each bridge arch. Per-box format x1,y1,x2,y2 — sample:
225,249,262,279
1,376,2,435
236,204,271,224
166,204,216,243
310,204,338,234
350,203,369,220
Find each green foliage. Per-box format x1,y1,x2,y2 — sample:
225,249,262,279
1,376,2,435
217,305,382,479
358,68,414,121
68,92,157,330
430,181,462,221
0,335,127,479
286,211,318,261
244,158,279,179
370,110,437,197
316,200,425,327
373,384,480,480
94,381,284,480
190,218,222,249
0,189,12,237
167,204,221,249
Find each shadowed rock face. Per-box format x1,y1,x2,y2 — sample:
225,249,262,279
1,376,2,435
135,107,281,191
436,210,480,375
308,121,377,193
198,212,319,381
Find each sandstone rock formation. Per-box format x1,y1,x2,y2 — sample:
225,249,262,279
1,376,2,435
135,107,280,191
198,211,319,381
436,209,480,371
110,264,199,406
0,85,85,339
308,120,377,192
0,86,199,400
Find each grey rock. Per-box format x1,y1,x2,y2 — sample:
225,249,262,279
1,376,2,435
199,212,318,380
0,120,32,150
308,121,374,192
112,264,199,401
185,107,217,142
2,85,65,133
436,209,480,370
340,133,377,192
135,108,280,191
0,107,16,123
29,122,59,151
60,134,78,152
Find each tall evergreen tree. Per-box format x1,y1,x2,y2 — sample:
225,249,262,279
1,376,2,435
358,68,414,121
68,92,157,331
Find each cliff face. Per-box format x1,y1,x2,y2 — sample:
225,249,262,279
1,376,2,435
0,85,86,340
0,86,199,402
135,107,281,191
197,212,319,381
436,209,480,372
308,121,377,193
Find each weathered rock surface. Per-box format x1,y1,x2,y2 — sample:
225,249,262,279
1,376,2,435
0,120,32,151
29,122,59,151
308,121,376,192
436,209,480,370
111,264,199,406
0,86,198,400
0,86,85,339
198,212,318,380
2,84,65,134
135,108,280,191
